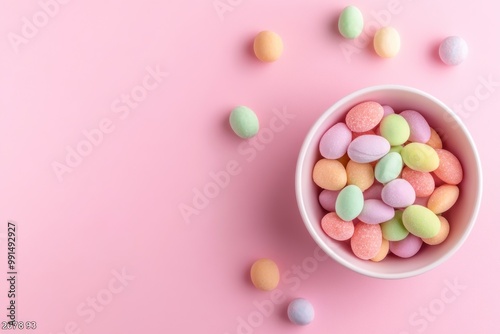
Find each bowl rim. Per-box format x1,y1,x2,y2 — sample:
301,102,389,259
295,84,483,279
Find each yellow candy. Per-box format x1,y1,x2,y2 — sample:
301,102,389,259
373,26,400,58
401,143,439,172
250,258,280,291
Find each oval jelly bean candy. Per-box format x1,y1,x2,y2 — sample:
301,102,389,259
313,159,347,190
379,114,410,146
346,160,374,191
318,189,339,212
338,5,364,39
381,178,416,208
422,216,450,245
319,122,352,159
401,167,435,197
363,182,383,200
399,110,431,143
389,234,423,258
373,26,400,58
229,106,259,138
253,30,284,62
370,238,390,262
381,210,409,241
374,151,403,183
335,185,364,221
358,199,395,224
250,258,280,291
321,212,354,241
382,105,394,116
426,128,443,149
434,149,463,185
401,143,439,172
427,185,459,214
351,222,382,260
402,205,440,238
348,135,390,163
345,101,384,132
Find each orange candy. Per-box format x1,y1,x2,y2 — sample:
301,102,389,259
434,149,463,185
346,160,375,191
427,185,460,214
350,222,382,260
313,159,347,190
426,128,443,149
422,216,450,245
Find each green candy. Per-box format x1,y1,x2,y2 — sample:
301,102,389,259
375,152,403,183
229,106,259,138
380,114,410,146
338,6,364,39
401,143,440,172
389,145,403,154
402,205,441,238
381,211,409,241
335,185,364,221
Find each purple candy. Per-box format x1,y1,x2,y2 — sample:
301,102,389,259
399,110,431,143
358,199,395,224
390,234,423,258
319,122,352,159
381,179,416,208
347,135,390,163
439,36,468,66
318,189,339,212
363,183,383,200
382,105,395,116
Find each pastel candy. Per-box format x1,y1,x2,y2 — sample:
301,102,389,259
370,238,389,262
345,101,384,132
351,222,383,260
426,128,443,149
335,185,364,221
422,216,450,245
380,211,409,241
400,110,431,143
401,167,435,197
348,135,390,163
346,160,374,191
439,36,468,66
319,122,352,159
427,185,459,214
338,5,364,39
401,143,440,172
352,129,375,140
318,189,339,212
321,212,354,241
389,234,423,258
434,149,463,185
382,105,394,116
379,114,410,146
363,183,383,200
374,151,403,183
253,31,284,62
288,298,314,326
358,199,395,224
229,106,259,138
313,159,347,190
389,145,403,154
402,205,440,238
250,258,280,291
373,26,400,58
381,178,416,208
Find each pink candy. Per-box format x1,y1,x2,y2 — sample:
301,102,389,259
347,135,390,163
389,234,423,258
346,101,384,132
351,222,382,260
358,199,395,224
381,179,416,208
319,122,352,159
400,110,431,143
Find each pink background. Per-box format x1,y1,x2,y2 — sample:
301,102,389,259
0,0,498,333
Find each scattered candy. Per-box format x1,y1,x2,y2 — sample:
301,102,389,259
439,36,468,66
338,6,364,39
253,30,283,62
250,258,280,291
288,298,315,326
229,106,259,138
373,26,400,58
313,100,464,261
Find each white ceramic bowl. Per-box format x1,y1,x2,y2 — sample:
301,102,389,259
295,85,482,279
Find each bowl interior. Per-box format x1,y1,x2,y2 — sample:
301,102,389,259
296,85,482,279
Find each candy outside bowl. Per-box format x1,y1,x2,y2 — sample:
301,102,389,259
295,85,482,279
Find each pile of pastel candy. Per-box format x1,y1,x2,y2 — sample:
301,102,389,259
313,101,463,261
